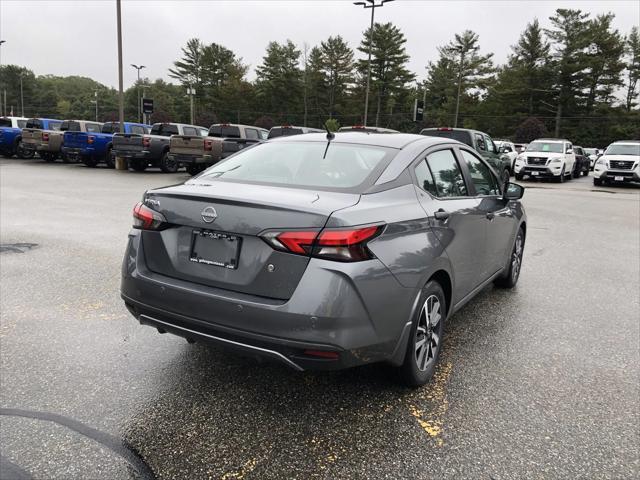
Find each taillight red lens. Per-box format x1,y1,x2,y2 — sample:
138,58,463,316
204,139,213,151
142,136,151,148
260,225,383,262
88,135,95,144
42,132,49,141
132,202,168,230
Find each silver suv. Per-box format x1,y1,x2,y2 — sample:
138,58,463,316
514,138,576,182
593,141,640,186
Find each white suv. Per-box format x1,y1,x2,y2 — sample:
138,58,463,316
495,140,518,170
513,138,576,183
593,141,640,186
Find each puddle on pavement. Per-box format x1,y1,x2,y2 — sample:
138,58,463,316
0,243,39,254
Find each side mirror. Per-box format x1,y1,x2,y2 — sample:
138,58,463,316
566,149,573,154
504,182,524,201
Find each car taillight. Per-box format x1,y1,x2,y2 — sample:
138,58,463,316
132,202,168,230
204,139,213,151
88,135,95,144
260,225,383,262
42,132,49,141
437,127,453,131
142,136,151,148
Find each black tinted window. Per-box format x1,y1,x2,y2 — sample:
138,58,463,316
26,119,43,129
150,124,179,136
60,121,81,132
415,159,437,196
208,125,241,138
421,129,473,147
102,123,119,134
0,118,11,128
426,149,468,198
268,127,304,139
461,150,500,196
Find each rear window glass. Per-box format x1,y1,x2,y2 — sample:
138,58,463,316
130,125,146,135
17,120,27,128
268,127,304,139
527,142,563,153
60,121,81,132
196,142,394,192
208,125,241,138
26,119,43,129
421,129,473,147
183,127,197,136
86,123,101,133
102,123,120,134
49,121,62,131
151,124,179,136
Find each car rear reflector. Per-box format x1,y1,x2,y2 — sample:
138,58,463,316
42,132,49,141
204,139,213,151
303,350,340,360
142,136,151,148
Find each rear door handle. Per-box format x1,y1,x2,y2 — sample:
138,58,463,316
434,209,450,221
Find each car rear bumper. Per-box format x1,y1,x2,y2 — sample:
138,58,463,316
167,153,213,164
120,230,415,371
113,150,151,160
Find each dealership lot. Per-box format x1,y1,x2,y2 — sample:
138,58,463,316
1,159,638,479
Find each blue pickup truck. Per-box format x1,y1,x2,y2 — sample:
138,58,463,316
0,116,32,158
63,121,150,168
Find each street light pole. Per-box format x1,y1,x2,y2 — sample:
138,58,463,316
0,40,6,116
353,0,393,127
131,64,146,123
20,74,24,117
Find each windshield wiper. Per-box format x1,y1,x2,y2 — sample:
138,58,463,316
203,165,242,178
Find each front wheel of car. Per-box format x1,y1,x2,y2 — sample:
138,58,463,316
582,168,589,177
129,159,147,172
17,140,35,159
495,227,525,289
594,177,603,186
82,156,98,168
400,281,446,387
105,147,115,169
515,172,524,181
572,165,581,178
160,151,179,173
556,167,565,183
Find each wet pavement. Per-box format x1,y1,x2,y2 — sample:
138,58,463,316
1,159,639,479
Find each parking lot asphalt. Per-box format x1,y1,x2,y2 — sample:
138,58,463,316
1,159,639,480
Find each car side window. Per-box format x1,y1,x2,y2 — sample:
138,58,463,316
414,159,438,196
485,135,497,154
199,128,208,137
130,125,145,135
86,123,101,133
183,127,197,136
425,149,468,198
245,128,260,140
566,143,573,153
460,149,500,196
260,130,269,140
475,134,486,152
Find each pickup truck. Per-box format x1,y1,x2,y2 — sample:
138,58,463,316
60,120,103,163
420,127,513,186
62,121,150,168
168,123,267,175
0,116,31,158
21,118,64,162
113,122,207,173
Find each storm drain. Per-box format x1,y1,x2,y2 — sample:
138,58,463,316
0,243,39,253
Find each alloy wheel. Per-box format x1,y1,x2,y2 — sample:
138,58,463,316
414,295,442,371
511,232,524,283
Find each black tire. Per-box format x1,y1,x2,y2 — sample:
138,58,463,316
105,147,115,169
495,227,525,289
159,151,179,173
186,163,206,176
17,140,35,159
82,156,98,168
42,152,55,163
556,167,565,183
129,158,147,172
400,281,446,387
593,177,603,186
582,167,589,177
572,164,580,178
1,151,13,158
515,172,524,181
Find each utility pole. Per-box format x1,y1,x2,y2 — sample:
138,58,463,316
187,86,195,124
20,74,24,117
90,91,98,122
353,0,394,126
115,0,126,169
131,64,146,123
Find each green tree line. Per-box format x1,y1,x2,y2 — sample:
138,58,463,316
1,8,638,147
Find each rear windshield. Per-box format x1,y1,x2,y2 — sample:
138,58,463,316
209,125,241,138
150,124,179,137
196,141,395,192
604,144,640,156
421,129,472,147
26,119,43,129
102,123,119,134
268,127,304,139
49,121,62,131
526,141,563,153
60,121,81,132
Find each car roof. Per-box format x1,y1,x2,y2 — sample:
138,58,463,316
610,140,640,144
270,132,447,150
534,138,570,142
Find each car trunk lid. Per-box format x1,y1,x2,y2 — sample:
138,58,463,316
22,128,42,146
141,182,360,300
63,131,89,149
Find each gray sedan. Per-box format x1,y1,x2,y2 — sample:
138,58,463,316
121,133,526,386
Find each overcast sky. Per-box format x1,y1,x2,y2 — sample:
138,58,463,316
2,0,638,89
